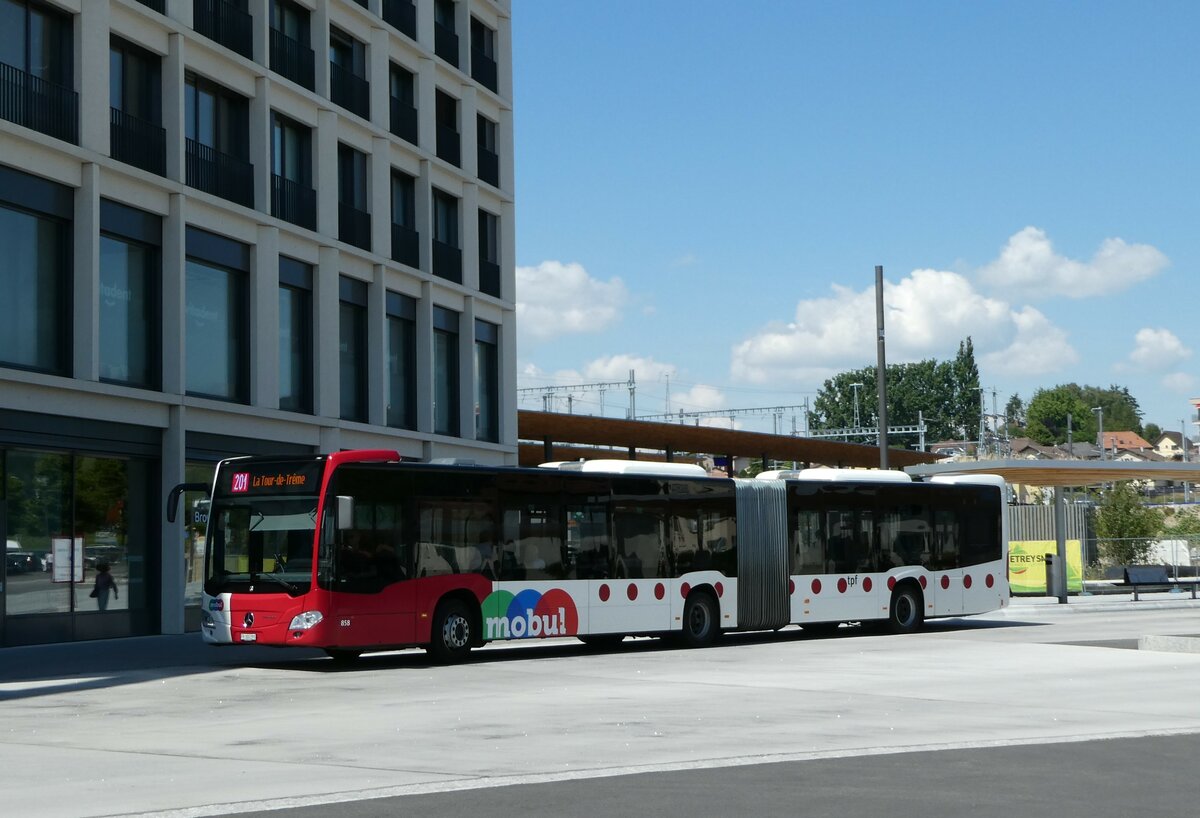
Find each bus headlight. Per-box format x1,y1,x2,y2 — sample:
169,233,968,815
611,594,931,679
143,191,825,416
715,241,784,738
288,610,324,630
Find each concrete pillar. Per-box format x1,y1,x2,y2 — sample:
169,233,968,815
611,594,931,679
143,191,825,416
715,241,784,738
160,404,186,634
161,192,186,396
1054,486,1068,603
461,182,479,290
370,135,391,258
416,279,433,434
250,0,270,66
315,109,339,236
77,0,110,155
415,158,433,274
368,264,387,426
250,75,272,213
497,105,514,194
73,163,100,381
166,0,193,28
417,56,436,155
461,296,477,440
252,225,280,408
499,198,515,303
163,33,186,184
500,308,516,453
461,84,478,179
315,245,341,419
495,7,513,101
312,0,331,99
369,25,390,132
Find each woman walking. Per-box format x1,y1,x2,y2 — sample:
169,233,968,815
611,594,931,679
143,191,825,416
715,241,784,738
91,562,119,611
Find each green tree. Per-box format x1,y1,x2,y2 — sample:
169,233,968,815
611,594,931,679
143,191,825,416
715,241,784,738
1025,386,1093,445
951,338,981,438
1094,483,1161,565
1004,393,1026,437
1143,422,1163,444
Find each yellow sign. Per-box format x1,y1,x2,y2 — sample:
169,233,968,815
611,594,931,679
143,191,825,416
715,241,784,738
1008,540,1083,594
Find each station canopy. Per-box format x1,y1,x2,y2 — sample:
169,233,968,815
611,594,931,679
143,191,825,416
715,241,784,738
517,410,941,471
904,459,1200,487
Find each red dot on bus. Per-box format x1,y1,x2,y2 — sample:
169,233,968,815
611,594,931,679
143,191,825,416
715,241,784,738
599,584,610,602
919,575,928,589
940,575,950,590
863,577,873,592
715,582,724,597
627,583,638,601
837,578,848,594
986,574,995,588
789,579,796,595
811,578,822,594
887,577,896,591
964,574,973,589
681,582,691,598
654,583,665,600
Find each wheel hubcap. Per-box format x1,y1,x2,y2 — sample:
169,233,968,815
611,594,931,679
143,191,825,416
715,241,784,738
689,604,709,636
444,614,469,649
896,596,914,626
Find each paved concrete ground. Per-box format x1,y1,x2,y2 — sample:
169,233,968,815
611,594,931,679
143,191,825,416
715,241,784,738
1,593,1199,817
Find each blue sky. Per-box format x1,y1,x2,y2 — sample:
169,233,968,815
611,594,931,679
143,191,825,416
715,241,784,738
510,1,1198,438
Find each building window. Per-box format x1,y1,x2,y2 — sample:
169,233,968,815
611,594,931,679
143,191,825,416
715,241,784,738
99,200,160,388
389,63,417,145
475,319,499,442
478,209,500,297
110,38,164,176
269,0,314,90
476,113,499,187
382,0,416,41
386,291,416,429
329,26,369,119
433,306,459,436
434,89,460,166
0,0,77,143
433,0,458,66
0,165,71,375
193,0,253,60
390,170,418,269
278,256,312,413
432,188,461,283
470,16,497,93
339,276,368,423
338,143,371,251
184,73,253,207
185,227,249,402
271,112,315,229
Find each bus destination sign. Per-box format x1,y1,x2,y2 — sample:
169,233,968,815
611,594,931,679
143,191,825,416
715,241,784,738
217,461,325,497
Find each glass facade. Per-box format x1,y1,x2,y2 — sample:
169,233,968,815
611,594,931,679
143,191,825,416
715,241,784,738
474,319,499,442
339,276,368,423
386,291,416,429
98,236,155,386
433,306,459,436
278,256,312,413
185,259,246,401
0,204,68,373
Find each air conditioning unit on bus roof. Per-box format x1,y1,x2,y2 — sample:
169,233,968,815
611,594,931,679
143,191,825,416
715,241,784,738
543,459,709,478
757,468,913,483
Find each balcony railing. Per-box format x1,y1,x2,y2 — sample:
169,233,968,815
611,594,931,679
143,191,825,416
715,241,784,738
0,62,78,144
330,62,370,120
479,259,501,298
434,22,459,67
194,0,253,60
186,138,254,207
135,0,166,13
382,0,417,40
269,28,315,91
390,97,418,146
432,240,462,284
471,49,498,93
339,202,371,251
272,174,316,231
111,108,165,176
477,145,499,188
436,124,460,167
391,223,419,269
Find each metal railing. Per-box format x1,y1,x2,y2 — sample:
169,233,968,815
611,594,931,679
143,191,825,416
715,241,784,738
339,202,372,251
389,96,418,145
471,49,498,93
479,259,501,297
477,145,499,187
0,62,78,144
391,223,419,269
330,62,370,120
185,138,253,207
110,108,165,176
436,124,460,167
432,240,462,283
434,22,459,66
271,174,316,230
382,0,417,40
135,0,166,13
194,0,253,59
269,28,314,91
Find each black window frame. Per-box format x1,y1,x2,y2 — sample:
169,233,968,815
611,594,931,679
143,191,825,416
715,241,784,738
385,291,417,430
338,276,369,423
278,256,313,414
184,226,250,404
98,199,162,390
474,318,499,443
433,306,460,436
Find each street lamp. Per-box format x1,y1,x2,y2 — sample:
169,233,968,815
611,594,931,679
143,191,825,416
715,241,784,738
1091,406,1104,460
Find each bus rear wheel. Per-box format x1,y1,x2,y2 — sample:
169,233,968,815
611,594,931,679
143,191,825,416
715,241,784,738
680,591,719,648
428,599,474,663
889,584,924,634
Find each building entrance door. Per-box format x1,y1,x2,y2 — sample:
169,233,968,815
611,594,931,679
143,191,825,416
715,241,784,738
1,501,8,642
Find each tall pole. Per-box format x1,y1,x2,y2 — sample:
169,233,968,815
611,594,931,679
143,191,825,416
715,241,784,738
1092,406,1104,460
875,266,889,469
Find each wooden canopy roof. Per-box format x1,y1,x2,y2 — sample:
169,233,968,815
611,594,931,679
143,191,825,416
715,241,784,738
517,411,941,471
905,459,1200,487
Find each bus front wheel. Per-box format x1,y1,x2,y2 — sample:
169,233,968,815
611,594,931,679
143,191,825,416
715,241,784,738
428,599,474,663
680,591,719,648
889,584,924,634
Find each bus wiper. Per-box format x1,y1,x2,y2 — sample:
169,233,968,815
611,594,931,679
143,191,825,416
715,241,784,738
251,572,299,594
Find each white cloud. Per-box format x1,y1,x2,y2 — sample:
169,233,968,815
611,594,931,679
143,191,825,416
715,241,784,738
584,354,675,383
515,261,629,344
1123,327,1191,371
979,306,1079,376
978,226,1168,300
731,269,1022,384
1162,372,1198,394
675,384,727,412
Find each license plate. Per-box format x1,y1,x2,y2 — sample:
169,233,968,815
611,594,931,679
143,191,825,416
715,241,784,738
239,633,257,642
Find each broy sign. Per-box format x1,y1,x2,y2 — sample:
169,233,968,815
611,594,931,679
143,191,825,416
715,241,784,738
1008,540,1083,594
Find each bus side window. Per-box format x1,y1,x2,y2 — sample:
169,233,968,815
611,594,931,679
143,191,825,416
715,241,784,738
793,509,823,574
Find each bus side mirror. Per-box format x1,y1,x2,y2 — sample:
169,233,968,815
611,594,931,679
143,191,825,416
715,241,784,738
167,482,210,524
336,495,354,530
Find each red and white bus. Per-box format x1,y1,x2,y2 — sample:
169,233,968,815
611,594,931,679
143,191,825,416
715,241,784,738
168,450,1008,662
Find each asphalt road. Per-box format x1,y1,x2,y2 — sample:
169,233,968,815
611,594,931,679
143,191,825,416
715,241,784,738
1,595,1199,818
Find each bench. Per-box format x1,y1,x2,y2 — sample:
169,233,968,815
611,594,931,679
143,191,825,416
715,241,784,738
1124,565,1200,601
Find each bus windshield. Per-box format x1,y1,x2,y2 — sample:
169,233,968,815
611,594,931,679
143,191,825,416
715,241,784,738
204,496,319,596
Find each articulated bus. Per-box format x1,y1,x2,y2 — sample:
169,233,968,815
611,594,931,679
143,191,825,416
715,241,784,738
168,450,1008,662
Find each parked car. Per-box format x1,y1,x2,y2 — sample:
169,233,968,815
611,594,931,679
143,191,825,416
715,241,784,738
5,551,38,574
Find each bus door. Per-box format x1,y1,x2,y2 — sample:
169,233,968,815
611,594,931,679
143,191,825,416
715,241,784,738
927,508,963,616
596,505,671,635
